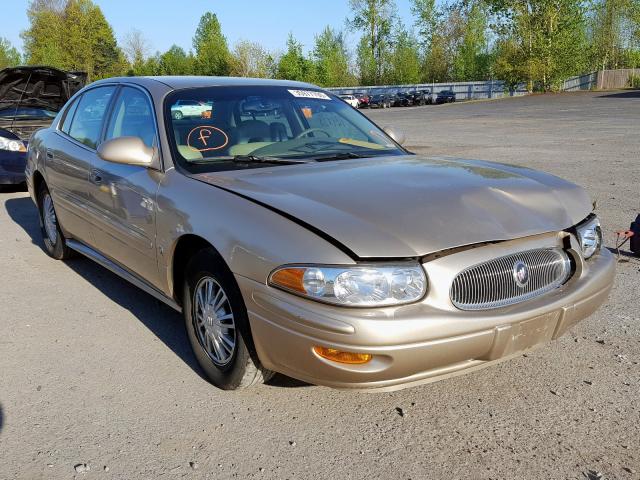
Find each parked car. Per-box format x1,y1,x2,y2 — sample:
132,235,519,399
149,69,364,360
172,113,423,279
411,90,432,105
369,92,393,108
339,94,359,109
171,99,212,119
0,66,86,188
393,92,415,107
421,90,434,104
436,89,456,104
353,92,370,108
26,76,615,391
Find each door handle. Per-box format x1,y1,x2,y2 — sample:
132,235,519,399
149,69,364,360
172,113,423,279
45,149,54,159
89,169,103,185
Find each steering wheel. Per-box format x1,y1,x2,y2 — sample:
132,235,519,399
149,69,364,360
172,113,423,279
294,128,332,140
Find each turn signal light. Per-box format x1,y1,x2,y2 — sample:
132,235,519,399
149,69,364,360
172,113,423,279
270,268,306,293
313,346,373,365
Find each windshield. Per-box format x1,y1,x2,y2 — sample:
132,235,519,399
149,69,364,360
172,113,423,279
165,86,406,172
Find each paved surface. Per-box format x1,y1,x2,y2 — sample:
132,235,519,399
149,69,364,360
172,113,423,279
1,91,638,479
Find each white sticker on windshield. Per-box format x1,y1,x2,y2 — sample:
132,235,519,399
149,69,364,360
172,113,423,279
288,89,331,100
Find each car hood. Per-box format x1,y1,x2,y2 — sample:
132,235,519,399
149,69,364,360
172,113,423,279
0,66,87,115
195,156,593,258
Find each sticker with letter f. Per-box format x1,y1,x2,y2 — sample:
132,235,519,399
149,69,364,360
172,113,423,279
198,128,212,146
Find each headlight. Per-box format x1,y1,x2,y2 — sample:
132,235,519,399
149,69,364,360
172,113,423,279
0,135,27,152
269,263,428,307
575,216,602,259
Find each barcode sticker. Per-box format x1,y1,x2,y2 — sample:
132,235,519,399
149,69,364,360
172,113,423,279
288,89,331,100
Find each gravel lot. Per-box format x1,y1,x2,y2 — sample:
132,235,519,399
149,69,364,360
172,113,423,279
1,91,638,479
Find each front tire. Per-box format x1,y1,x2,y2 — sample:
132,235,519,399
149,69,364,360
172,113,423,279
173,110,183,120
183,249,273,390
37,183,74,260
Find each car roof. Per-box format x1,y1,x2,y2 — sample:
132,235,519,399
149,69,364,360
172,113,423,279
90,76,320,91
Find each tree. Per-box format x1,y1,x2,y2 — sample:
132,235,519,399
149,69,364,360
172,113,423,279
22,0,68,68
0,38,21,69
159,45,195,75
487,0,589,91
411,0,438,51
387,26,421,84
22,0,126,80
276,33,312,81
452,1,490,81
193,12,230,76
122,29,151,75
348,0,397,83
230,40,274,78
63,0,126,79
589,0,640,70
311,26,355,86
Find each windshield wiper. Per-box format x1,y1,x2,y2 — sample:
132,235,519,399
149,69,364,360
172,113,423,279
189,155,310,165
305,152,369,162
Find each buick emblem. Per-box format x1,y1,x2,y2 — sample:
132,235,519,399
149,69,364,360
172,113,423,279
513,260,530,287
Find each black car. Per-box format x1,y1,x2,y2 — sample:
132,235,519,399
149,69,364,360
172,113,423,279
435,90,456,104
392,92,415,107
0,66,86,188
368,93,393,109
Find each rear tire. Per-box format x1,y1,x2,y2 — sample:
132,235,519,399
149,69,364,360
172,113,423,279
183,248,274,390
37,183,74,260
173,110,183,120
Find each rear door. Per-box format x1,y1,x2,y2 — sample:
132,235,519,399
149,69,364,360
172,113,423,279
46,85,116,246
87,85,162,286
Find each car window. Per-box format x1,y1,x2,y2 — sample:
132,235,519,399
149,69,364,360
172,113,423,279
68,86,116,148
60,96,80,134
105,87,157,148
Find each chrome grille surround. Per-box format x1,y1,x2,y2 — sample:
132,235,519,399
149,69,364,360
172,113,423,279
450,248,572,311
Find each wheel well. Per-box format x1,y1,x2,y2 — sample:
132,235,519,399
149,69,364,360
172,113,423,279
171,234,217,305
32,170,45,203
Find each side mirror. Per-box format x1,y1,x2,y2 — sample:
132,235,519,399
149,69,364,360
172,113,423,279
97,136,155,167
383,126,406,146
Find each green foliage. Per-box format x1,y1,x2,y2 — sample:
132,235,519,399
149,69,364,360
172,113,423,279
411,0,438,50
311,27,356,87
629,73,640,87
348,0,397,83
387,26,421,84
452,2,490,81
22,0,125,80
159,45,196,75
356,36,378,85
276,33,313,82
486,0,589,91
22,1,69,68
14,0,640,89
588,0,640,71
193,12,230,76
0,38,21,69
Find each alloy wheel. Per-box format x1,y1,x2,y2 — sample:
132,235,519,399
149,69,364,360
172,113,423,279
43,193,58,244
193,276,237,366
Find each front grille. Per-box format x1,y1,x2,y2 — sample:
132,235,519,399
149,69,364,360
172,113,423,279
450,248,572,310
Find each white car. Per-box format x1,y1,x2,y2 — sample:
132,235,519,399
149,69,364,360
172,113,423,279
339,94,359,109
171,99,211,119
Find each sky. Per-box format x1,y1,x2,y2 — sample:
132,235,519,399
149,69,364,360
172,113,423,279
3,0,416,56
